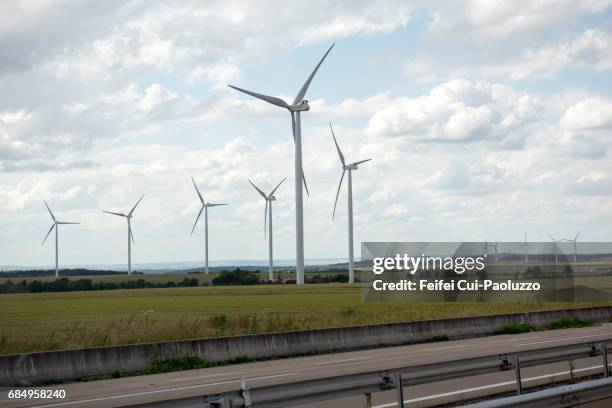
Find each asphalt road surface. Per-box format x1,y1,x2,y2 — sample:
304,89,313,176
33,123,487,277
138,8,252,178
1,324,612,408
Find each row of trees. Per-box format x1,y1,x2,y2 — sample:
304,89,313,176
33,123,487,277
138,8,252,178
0,277,199,294
0,270,350,294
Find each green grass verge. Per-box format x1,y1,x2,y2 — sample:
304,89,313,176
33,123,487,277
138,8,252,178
498,317,594,335
547,317,592,330
0,284,608,355
498,323,536,334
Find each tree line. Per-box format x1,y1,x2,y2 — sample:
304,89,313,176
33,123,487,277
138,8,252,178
0,270,350,294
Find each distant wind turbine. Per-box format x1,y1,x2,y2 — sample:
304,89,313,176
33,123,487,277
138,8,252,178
249,177,286,281
549,235,562,265
191,177,228,274
330,123,371,283
103,195,144,275
229,43,334,285
562,232,580,263
41,201,79,278
520,233,532,264
483,240,499,263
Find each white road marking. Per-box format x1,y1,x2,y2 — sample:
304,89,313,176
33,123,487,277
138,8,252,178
315,357,371,365
28,372,299,407
373,363,612,408
248,372,299,381
167,371,244,382
29,380,241,407
424,345,468,351
514,333,610,347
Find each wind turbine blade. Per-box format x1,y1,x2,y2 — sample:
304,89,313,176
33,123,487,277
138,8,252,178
129,225,135,244
191,207,203,235
268,177,287,199
352,158,372,167
128,195,144,217
191,177,205,204
227,85,290,109
332,170,346,220
208,203,229,207
293,43,334,105
548,234,555,242
57,221,79,225
103,210,127,217
249,179,267,199
329,123,345,167
291,112,296,141
44,201,55,221
575,231,580,241
264,200,268,240
41,224,55,246
302,172,310,196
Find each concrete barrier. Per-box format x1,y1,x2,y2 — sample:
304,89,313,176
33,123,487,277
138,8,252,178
1,306,610,385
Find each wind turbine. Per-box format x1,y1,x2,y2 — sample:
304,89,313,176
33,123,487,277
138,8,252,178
330,123,371,283
520,233,532,264
103,195,144,275
483,240,499,263
482,241,489,257
562,232,580,263
249,177,286,281
228,43,334,285
191,177,228,274
548,235,562,265
41,201,79,278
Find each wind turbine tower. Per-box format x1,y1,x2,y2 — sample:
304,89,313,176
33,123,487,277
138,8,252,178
330,123,371,283
562,232,580,263
191,177,228,274
549,235,562,265
520,233,532,264
483,240,499,263
103,195,144,275
229,44,334,284
249,178,286,281
41,201,79,278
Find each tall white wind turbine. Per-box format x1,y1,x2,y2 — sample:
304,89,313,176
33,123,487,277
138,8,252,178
41,201,79,278
330,123,371,284
249,177,286,281
228,43,334,285
103,195,144,275
191,177,228,274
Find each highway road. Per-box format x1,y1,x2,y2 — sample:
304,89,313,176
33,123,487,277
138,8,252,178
1,323,612,408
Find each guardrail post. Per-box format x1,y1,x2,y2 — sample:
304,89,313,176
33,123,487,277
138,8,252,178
603,344,609,378
364,392,372,408
241,376,252,407
394,372,405,408
514,356,522,395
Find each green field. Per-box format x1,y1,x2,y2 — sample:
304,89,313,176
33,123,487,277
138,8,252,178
1,283,609,355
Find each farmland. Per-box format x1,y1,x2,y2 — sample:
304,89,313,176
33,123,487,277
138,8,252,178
0,283,609,355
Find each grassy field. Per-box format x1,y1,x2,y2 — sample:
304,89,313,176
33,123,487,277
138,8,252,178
1,283,609,355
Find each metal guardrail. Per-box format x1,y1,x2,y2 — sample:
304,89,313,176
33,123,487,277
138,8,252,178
130,339,612,408
462,376,612,407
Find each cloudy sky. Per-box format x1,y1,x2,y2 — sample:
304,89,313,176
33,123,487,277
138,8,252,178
2,0,612,268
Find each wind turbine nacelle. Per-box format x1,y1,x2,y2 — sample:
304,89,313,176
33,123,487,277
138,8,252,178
345,163,358,170
291,100,310,111
269,196,277,201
